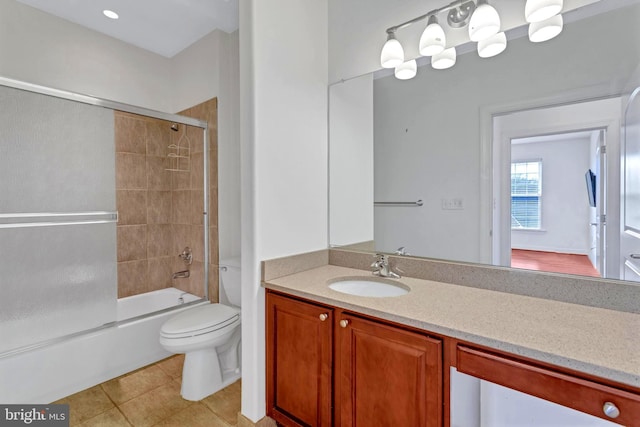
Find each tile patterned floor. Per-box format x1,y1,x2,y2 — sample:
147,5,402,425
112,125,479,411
54,355,240,427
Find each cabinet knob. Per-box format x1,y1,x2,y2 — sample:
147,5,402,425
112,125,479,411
339,319,350,328
319,313,328,322
603,402,620,418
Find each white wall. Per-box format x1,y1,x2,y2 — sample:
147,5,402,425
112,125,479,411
240,0,328,421
511,137,591,254
367,5,639,264
0,0,242,261
329,74,374,246
0,0,173,111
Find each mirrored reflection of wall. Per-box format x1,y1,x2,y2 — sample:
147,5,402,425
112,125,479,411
330,3,640,269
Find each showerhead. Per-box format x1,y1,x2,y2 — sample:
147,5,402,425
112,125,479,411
170,123,179,132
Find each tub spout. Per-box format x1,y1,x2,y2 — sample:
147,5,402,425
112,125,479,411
172,270,190,279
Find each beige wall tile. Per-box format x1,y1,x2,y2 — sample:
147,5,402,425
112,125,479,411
147,120,171,157
148,190,172,224
188,125,205,154
115,114,146,155
117,225,147,262
147,156,172,190
117,260,148,298
171,224,191,256
116,153,147,190
190,225,205,263
190,152,205,189
171,170,191,190
148,256,173,290
116,190,147,225
191,189,204,225
210,226,220,266
172,191,192,224
147,224,173,258
208,265,220,303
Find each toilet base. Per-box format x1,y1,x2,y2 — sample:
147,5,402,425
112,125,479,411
180,347,241,401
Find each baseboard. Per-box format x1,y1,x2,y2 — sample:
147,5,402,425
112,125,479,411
237,413,277,427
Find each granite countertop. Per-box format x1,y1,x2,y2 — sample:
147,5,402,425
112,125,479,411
263,264,640,389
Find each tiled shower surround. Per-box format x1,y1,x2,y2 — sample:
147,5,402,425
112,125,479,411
115,99,219,301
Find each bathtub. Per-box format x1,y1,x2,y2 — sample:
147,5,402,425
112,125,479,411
0,287,207,404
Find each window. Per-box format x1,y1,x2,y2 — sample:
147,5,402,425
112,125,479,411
511,161,542,229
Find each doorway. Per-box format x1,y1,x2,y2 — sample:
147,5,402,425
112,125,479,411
491,97,622,279
509,130,603,277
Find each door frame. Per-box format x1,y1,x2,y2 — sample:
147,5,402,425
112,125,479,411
480,96,623,278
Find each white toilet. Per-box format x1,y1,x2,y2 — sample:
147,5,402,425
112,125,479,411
160,258,241,401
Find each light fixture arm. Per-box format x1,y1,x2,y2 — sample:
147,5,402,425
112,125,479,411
385,0,476,34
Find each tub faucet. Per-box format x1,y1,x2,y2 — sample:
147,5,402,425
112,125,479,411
371,254,400,279
172,270,190,280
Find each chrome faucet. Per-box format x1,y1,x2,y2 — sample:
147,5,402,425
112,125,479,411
395,246,409,256
371,254,400,278
172,270,190,279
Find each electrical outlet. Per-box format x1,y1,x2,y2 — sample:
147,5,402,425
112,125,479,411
442,198,464,210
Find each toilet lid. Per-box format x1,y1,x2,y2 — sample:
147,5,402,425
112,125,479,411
161,304,240,338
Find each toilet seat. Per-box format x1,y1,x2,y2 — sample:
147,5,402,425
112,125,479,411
160,304,240,340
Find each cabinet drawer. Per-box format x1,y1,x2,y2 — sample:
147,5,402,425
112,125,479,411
457,345,640,425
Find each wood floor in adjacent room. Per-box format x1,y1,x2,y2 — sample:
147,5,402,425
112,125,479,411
511,249,601,277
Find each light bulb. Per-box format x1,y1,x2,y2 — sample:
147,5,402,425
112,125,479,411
419,15,446,57
432,47,456,70
469,0,501,42
478,31,507,58
103,9,119,20
380,33,404,68
395,59,417,80
525,0,563,23
529,14,563,43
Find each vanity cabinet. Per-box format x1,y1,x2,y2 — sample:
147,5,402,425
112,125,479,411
266,292,333,427
456,345,640,426
335,312,442,427
266,291,443,427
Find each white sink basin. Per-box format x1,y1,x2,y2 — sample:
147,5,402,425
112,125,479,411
328,277,409,297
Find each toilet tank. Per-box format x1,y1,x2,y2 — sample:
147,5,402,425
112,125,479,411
219,257,241,307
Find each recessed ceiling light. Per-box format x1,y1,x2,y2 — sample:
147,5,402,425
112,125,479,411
103,10,119,20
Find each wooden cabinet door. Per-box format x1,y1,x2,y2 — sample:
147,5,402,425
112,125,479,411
336,313,442,427
266,292,333,427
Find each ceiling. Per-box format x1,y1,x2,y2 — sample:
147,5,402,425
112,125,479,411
15,0,239,58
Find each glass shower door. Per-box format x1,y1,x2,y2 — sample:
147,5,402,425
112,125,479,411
0,85,117,354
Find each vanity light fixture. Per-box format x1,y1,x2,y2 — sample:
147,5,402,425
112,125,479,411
432,47,457,70
379,0,564,80
528,14,563,42
419,15,446,57
478,31,507,58
102,9,119,20
468,0,501,42
525,0,563,23
395,59,418,80
380,32,404,68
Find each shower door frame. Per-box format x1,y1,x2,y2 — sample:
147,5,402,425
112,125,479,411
0,76,211,358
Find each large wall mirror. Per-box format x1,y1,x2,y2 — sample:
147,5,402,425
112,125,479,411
329,0,640,283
